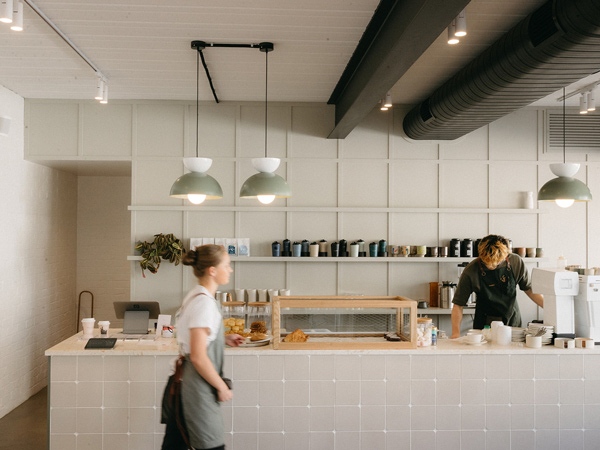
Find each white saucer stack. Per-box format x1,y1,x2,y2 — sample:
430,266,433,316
511,327,526,342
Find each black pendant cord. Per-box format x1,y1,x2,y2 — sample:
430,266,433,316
265,49,268,158
199,49,220,104
196,50,200,158
563,87,566,164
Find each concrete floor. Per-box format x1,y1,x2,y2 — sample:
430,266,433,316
0,388,47,450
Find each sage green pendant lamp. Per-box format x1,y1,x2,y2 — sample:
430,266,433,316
170,45,223,204
239,42,291,204
538,88,592,208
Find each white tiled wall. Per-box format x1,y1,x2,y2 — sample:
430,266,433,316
48,352,600,450
0,85,78,419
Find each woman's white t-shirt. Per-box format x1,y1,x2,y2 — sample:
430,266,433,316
176,285,222,355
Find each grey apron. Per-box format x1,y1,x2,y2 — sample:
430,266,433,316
181,298,225,450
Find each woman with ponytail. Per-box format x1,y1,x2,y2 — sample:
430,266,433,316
163,244,244,450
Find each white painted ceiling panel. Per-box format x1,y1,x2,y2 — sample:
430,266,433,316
0,0,596,108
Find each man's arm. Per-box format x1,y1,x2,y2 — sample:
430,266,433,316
451,305,464,339
525,289,543,307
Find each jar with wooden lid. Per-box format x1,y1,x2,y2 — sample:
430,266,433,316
417,317,433,347
246,302,271,337
222,301,246,336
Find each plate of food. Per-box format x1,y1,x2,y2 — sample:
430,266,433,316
242,333,272,347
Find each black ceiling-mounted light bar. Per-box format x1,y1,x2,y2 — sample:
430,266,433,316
191,40,273,104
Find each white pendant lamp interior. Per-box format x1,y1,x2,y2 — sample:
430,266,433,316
538,88,592,208
239,42,291,204
169,46,223,204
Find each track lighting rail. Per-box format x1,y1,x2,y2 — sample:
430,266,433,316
191,41,273,103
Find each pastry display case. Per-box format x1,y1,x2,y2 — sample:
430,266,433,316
272,296,417,349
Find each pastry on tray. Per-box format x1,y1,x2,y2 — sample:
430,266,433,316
283,329,309,343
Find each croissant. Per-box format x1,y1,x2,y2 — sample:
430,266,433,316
283,329,309,343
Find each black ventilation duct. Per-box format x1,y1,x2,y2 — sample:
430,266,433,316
403,0,600,141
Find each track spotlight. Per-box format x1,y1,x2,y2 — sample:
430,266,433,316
454,9,466,37
448,21,459,45
95,78,105,101
100,84,108,104
9,0,22,31
587,90,596,112
383,92,392,108
580,94,588,114
0,0,13,23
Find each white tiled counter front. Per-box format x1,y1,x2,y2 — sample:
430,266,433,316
46,335,600,450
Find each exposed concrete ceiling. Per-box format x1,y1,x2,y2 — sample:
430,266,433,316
0,0,596,129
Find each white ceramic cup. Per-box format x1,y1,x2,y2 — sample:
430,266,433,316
575,338,594,349
246,289,257,302
490,321,504,342
496,325,512,346
525,334,542,348
554,338,575,349
235,289,246,302
98,320,110,337
81,318,95,338
268,289,279,302
257,289,268,302
279,289,291,296
466,333,484,344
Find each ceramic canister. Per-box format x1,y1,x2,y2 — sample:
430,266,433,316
319,239,328,257
378,239,387,257
350,242,359,257
330,242,340,257
369,242,378,257
292,242,301,257
309,242,319,257
358,239,366,257
339,239,348,257
272,241,281,257
301,240,310,257
282,239,291,257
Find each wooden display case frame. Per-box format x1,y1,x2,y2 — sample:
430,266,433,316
272,296,417,350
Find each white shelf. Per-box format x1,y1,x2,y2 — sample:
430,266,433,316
229,256,546,263
127,255,546,263
128,205,545,214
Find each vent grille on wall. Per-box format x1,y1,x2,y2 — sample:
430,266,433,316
548,111,600,148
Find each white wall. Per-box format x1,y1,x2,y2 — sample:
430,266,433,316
24,99,600,334
76,176,131,326
0,86,78,419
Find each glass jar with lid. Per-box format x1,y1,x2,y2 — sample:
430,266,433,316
417,317,433,347
222,301,246,336
246,302,271,336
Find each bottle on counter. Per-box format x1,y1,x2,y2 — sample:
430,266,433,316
431,326,438,346
482,325,491,341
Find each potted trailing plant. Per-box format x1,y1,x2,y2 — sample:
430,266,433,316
135,233,185,277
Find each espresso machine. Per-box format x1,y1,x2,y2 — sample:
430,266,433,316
531,268,579,338
574,275,600,343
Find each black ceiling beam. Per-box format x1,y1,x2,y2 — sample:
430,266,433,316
327,0,470,139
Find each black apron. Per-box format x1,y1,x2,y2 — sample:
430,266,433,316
473,257,521,329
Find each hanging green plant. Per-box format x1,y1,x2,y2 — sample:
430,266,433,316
135,233,185,277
